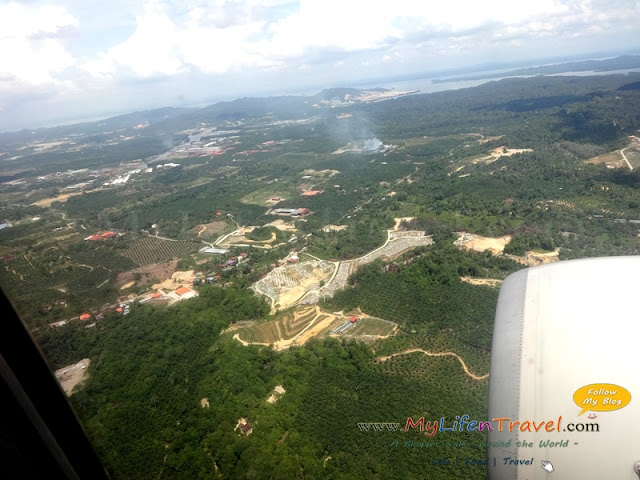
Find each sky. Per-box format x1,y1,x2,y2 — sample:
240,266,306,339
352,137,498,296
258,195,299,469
1,0,640,132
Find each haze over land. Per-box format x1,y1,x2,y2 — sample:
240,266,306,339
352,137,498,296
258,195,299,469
2,0,640,131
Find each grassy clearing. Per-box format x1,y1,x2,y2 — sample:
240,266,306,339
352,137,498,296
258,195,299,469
624,147,640,169
586,151,623,166
346,317,396,336
240,188,295,205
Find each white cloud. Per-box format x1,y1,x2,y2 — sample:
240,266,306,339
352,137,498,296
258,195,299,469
84,0,183,78
0,2,78,85
263,0,400,58
80,0,640,82
83,0,272,78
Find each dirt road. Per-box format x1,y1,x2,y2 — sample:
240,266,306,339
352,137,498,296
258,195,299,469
621,147,633,171
375,348,488,380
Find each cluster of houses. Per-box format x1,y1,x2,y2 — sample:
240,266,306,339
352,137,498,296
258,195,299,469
48,285,199,328
218,252,247,270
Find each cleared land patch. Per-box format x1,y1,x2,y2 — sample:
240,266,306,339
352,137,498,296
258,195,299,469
504,249,560,267
152,269,197,290
476,146,533,164
264,219,298,232
190,221,229,239
454,232,559,266
223,229,277,247
586,151,625,168
478,135,505,144
392,217,416,230
266,385,286,404
337,317,397,339
55,358,90,396
32,191,85,207
115,260,178,290
454,232,511,254
301,168,340,177
322,224,348,232
460,277,503,287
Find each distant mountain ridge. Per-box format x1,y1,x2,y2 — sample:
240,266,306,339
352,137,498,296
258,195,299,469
0,107,194,146
0,88,391,146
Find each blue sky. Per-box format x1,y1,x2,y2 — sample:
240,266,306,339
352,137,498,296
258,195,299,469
1,0,640,132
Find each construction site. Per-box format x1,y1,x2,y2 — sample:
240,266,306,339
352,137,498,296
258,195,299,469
55,358,90,396
316,230,434,300
250,260,334,310
250,227,434,309
454,231,560,267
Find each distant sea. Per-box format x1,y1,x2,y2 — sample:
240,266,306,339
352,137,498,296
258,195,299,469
349,67,640,97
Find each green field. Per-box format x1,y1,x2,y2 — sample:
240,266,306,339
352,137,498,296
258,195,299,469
342,317,397,336
624,146,640,169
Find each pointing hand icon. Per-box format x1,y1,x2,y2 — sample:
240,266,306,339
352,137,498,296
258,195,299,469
541,460,554,473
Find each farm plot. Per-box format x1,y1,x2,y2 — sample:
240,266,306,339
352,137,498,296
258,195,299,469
1,249,135,294
234,306,398,350
237,306,319,345
190,221,230,239
342,317,397,338
124,236,200,266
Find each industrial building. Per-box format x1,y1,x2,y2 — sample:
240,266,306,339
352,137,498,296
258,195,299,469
272,208,311,217
199,247,229,254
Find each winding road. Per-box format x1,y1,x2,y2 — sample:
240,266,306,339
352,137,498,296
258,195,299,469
375,348,489,380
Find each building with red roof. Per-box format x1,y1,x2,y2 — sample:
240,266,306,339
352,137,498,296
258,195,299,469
175,286,191,296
